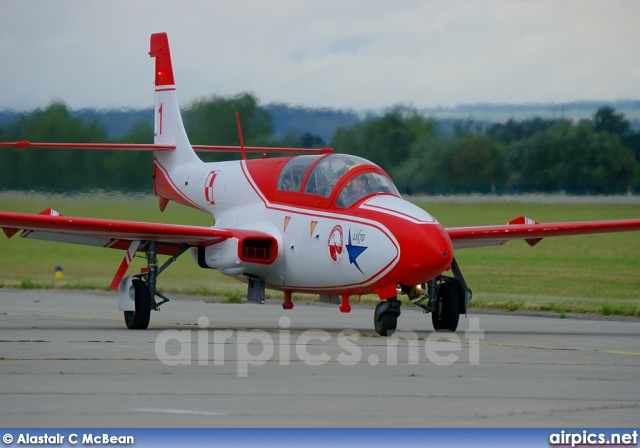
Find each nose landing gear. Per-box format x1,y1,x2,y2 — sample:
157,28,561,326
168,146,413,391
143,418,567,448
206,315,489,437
421,258,472,332
429,281,462,331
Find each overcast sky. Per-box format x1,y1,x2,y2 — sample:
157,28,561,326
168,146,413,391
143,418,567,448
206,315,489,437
1,0,638,112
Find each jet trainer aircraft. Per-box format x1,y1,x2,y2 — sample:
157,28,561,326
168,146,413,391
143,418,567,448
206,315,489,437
2,33,640,336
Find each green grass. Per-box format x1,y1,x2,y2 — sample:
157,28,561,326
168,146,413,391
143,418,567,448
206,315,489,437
1,191,639,317
221,291,244,304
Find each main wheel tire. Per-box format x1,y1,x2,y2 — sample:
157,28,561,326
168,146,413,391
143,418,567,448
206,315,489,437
431,282,460,332
374,301,398,336
124,279,151,330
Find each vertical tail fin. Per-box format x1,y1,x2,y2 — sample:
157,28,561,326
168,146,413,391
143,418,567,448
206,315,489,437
149,33,201,210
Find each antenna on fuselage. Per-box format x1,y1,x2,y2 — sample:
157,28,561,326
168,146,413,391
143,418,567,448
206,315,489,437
235,112,247,161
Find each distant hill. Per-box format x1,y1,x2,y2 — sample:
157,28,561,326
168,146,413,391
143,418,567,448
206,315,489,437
266,103,360,142
419,100,640,133
2,100,639,142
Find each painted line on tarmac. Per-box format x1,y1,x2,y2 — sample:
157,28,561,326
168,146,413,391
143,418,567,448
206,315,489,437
603,350,640,356
132,408,227,416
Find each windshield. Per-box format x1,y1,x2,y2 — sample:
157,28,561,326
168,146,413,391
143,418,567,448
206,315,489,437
303,154,373,197
336,172,400,207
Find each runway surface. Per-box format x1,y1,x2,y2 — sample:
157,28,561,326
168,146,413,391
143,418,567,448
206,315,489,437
1,289,638,427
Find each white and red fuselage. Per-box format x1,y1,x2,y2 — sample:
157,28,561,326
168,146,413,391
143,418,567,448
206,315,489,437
147,31,453,300
154,152,454,299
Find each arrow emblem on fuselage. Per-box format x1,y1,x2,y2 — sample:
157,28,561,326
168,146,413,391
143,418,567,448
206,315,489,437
346,228,368,274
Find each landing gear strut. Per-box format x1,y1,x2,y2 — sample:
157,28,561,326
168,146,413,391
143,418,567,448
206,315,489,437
122,241,189,330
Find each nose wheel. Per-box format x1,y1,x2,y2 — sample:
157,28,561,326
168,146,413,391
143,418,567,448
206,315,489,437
404,257,473,333
431,281,461,332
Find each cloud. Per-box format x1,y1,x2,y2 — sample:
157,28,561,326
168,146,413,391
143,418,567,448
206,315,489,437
1,0,638,111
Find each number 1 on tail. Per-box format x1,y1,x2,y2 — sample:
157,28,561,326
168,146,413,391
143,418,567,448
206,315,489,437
158,103,163,135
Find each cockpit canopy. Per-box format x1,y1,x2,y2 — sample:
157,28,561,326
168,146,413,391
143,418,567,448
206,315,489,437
276,154,400,207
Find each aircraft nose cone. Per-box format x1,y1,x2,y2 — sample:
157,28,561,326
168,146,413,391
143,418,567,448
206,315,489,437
359,195,453,287
397,223,454,286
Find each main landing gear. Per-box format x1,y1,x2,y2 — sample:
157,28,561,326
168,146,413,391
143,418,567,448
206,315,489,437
374,258,472,336
123,241,189,330
124,278,152,330
373,298,401,336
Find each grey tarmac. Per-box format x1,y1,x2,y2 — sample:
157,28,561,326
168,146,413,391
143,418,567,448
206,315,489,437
1,288,638,427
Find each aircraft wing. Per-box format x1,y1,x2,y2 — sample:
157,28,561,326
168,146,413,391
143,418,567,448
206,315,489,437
446,216,640,249
0,210,235,254
0,209,277,289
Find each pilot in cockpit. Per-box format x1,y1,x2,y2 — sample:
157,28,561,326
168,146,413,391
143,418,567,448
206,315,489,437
337,173,369,207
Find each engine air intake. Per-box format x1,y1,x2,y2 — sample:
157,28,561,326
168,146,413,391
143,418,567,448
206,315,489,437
239,237,276,264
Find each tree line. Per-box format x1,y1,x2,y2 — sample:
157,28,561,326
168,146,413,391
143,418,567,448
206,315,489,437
1,94,638,195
